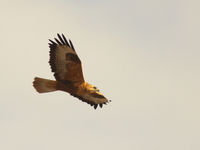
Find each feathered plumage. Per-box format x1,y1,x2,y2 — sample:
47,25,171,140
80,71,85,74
33,34,109,109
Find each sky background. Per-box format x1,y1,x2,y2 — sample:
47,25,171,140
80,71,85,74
0,0,200,149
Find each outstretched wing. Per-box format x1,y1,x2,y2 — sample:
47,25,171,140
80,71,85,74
49,34,84,84
71,92,109,109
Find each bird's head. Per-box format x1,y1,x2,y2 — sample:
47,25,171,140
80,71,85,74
93,86,100,92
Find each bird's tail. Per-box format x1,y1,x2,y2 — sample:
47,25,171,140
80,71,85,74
33,77,57,93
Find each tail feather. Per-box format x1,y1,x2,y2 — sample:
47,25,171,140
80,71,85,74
33,77,57,93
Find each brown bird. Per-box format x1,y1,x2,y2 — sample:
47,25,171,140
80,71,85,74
33,34,109,109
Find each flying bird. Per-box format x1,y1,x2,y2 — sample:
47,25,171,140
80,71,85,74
33,34,109,109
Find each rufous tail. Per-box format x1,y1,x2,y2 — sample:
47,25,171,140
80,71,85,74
33,77,57,93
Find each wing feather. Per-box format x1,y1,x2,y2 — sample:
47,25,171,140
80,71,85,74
57,33,65,45
62,34,70,47
70,92,109,109
49,34,84,84
54,38,62,45
69,39,75,50
49,39,57,45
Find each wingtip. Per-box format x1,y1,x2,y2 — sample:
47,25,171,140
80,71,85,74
61,33,65,37
94,104,98,109
100,103,103,108
61,33,70,46
69,39,75,50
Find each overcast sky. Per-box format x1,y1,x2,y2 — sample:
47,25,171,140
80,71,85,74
0,0,200,150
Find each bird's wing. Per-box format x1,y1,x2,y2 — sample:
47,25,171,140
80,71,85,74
49,34,84,85
71,91,109,109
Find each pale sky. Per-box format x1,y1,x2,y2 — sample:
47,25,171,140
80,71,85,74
0,0,200,150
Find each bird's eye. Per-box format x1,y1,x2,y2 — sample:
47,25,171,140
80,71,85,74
93,86,99,92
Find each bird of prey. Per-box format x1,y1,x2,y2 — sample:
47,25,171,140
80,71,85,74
33,34,109,109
